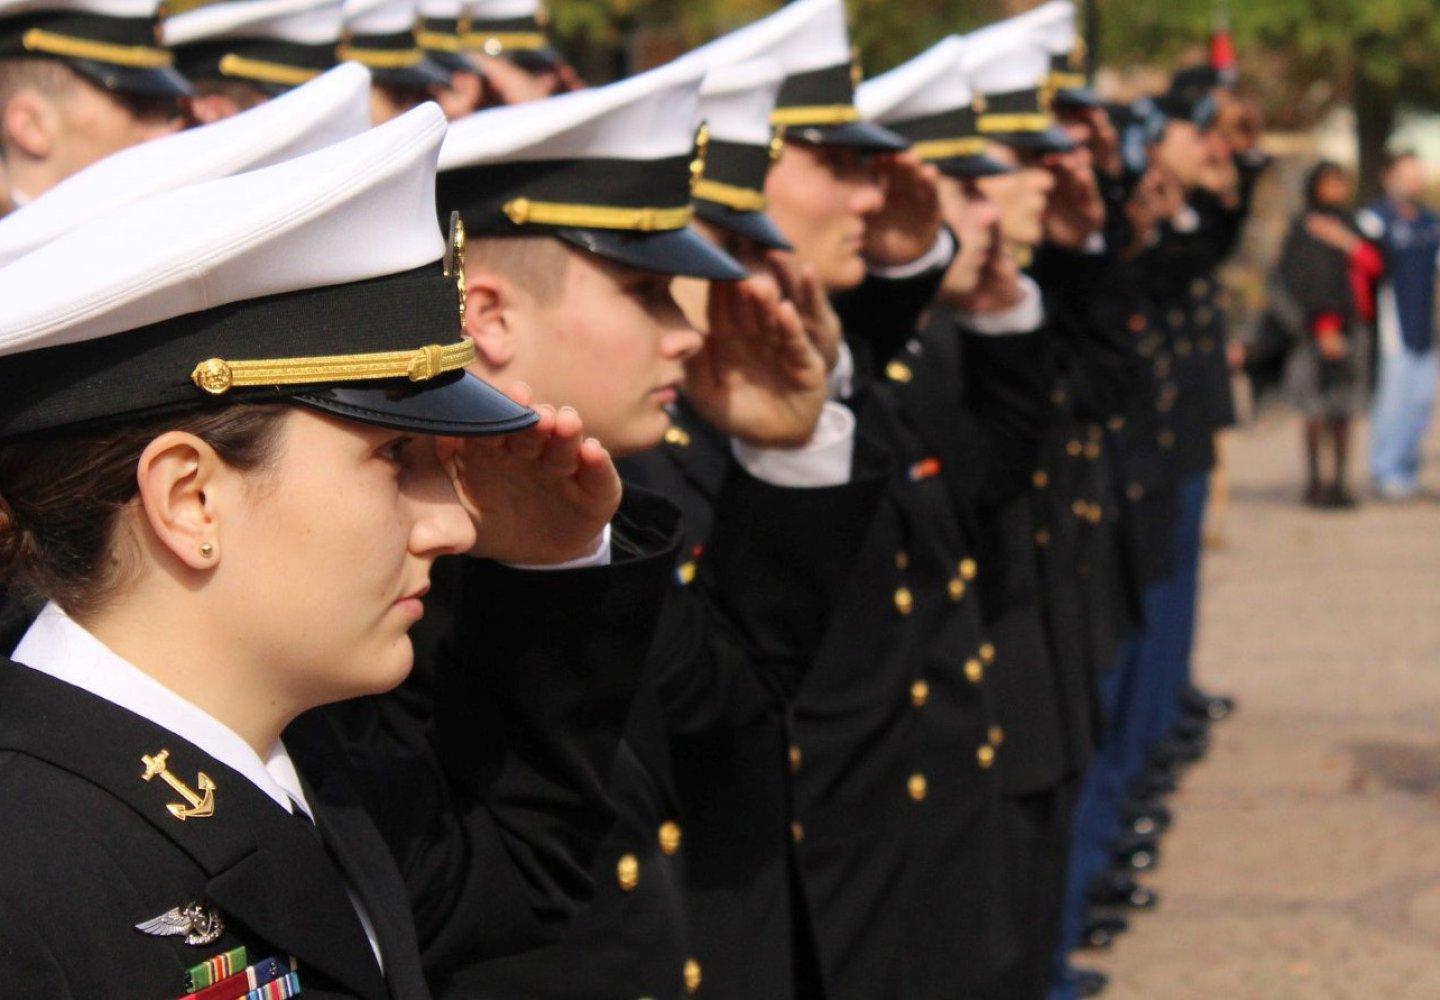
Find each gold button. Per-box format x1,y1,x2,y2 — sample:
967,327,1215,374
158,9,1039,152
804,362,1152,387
788,744,802,774
965,658,984,684
1084,441,1101,460
658,821,682,856
676,561,697,585
948,578,966,601
1128,313,1147,333
1127,483,1145,502
1033,470,1049,489
977,745,996,769
960,557,978,581
989,725,1005,746
1108,415,1126,432
895,550,909,570
617,853,640,892
910,679,930,707
886,360,913,383
1066,440,1082,458
684,958,702,995
664,426,691,448
1072,500,1088,519
1088,503,1103,524
979,642,996,664
791,820,805,843
1034,528,1051,547
894,587,913,616
1051,388,1068,407
1159,429,1176,450
908,773,928,801
1176,339,1193,357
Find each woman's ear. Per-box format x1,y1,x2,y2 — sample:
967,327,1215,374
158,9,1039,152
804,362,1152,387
463,268,519,369
3,88,56,161
134,432,225,571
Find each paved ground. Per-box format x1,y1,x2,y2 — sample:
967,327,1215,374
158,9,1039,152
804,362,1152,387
1088,410,1440,999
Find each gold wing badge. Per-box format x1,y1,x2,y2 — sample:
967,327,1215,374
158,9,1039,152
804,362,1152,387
141,749,215,821
134,902,225,946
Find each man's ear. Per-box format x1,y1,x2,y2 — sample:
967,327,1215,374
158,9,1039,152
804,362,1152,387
462,265,519,369
3,89,56,161
133,431,228,572
185,92,243,126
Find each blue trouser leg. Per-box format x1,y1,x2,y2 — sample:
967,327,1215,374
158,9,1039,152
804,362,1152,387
1050,641,1134,996
1154,473,1210,741
1371,344,1438,490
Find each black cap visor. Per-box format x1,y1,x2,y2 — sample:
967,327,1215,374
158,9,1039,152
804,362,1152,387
297,369,537,437
557,226,747,281
427,49,474,75
934,153,1015,179
369,56,454,91
1054,86,1103,110
694,202,793,252
995,124,1079,155
788,118,910,153
70,58,193,98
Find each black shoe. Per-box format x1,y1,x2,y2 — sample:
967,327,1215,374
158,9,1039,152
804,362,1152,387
1078,911,1130,950
1324,483,1358,509
1112,834,1160,871
1088,870,1159,910
1073,967,1109,997
1183,685,1235,722
1149,734,1208,769
1123,798,1172,837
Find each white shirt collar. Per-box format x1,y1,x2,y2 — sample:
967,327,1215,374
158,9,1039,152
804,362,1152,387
12,602,314,820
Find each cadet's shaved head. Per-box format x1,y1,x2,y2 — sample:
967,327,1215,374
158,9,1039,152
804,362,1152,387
464,234,571,304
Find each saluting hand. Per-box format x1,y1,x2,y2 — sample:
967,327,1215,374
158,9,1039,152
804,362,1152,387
684,278,829,449
1043,147,1106,248
438,384,622,566
766,250,843,372
864,151,944,268
951,221,1026,315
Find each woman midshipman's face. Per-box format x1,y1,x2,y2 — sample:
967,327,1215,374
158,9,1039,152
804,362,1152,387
213,408,476,706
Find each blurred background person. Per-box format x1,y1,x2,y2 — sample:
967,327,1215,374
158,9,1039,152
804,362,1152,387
1358,150,1440,502
1268,161,1380,508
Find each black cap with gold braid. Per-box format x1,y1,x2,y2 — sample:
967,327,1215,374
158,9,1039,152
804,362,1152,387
463,0,557,73
162,0,341,95
340,0,450,90
0,0,190,98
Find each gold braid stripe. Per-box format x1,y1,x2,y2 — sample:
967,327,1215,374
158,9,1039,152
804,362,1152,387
977,112,1056,134
770,104,861,127
911,137,988,161
463,31,546,51
337,45,425,69
190,340,475,396
502,197,692,232
21,28,172,69
416,29,463,52
692,178,767,213
218,53,320,87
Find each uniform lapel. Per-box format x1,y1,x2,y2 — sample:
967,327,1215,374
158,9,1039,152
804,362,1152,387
0,661,389,1000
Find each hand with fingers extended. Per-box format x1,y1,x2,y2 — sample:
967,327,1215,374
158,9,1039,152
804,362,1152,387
438,384,622,566
684,278,829,449
1044,147,1105,248
765,250,843,372
864,151,944,268
951,220,1026,314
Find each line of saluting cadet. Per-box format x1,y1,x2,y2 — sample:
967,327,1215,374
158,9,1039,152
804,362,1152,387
0,0,1267,997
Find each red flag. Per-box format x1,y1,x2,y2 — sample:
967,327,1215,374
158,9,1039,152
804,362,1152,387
1209,6,1237,86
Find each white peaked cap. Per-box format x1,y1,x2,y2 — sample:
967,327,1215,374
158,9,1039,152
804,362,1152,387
0,0,155,16
676,0,849,81
418,0,461,17
1005,0,1079,54
856,36,970,125
0,64,372,269
965,38,1051,96
441,56,704,166
163,0,344,47
700,58,784,147
468,0,541,19
0,103,447,358
343,0,416,35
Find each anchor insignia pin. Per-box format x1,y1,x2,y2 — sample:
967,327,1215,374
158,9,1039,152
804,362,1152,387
141,749,216,821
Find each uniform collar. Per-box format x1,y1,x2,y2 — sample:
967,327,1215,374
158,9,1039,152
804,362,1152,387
13,602,315,820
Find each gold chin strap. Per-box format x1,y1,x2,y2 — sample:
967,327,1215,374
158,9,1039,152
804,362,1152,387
692,178,767,214
217,53,321,87
463,31,546,52
337,45,425,69
502,197,692,233
911,137,989,161
1049,70,1088,90
190,340,476,396
770,105,862,128
977,113,1057,134
21,28,173,69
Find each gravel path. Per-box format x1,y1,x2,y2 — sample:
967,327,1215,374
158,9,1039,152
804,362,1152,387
1088,411,1440,999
